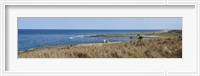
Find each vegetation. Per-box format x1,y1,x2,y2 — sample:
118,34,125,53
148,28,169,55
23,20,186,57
18,30,182,58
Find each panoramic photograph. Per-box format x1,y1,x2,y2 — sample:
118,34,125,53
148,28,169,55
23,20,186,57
18,17,182,58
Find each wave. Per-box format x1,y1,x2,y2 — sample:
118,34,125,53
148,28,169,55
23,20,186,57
69,34,97,39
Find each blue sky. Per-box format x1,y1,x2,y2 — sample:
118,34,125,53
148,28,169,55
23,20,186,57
18,17,182,30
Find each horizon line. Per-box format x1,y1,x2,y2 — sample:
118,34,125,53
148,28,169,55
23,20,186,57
18,29,182,30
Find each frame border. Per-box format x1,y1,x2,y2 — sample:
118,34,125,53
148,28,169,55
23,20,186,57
0,0,199,76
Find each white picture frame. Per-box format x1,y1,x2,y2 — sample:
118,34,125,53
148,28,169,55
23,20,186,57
0,0,199,76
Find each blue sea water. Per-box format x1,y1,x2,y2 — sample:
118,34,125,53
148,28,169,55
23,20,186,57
18,29,159,52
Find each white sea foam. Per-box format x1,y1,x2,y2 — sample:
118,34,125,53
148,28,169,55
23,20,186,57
69,35,88,39
69,37,74,39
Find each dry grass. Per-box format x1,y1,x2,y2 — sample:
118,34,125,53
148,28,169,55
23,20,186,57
18,37,182,58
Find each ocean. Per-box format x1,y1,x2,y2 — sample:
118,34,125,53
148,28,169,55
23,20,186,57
18,29,159,52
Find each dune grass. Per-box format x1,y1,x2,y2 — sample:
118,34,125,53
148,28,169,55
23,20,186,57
18,37,182,58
